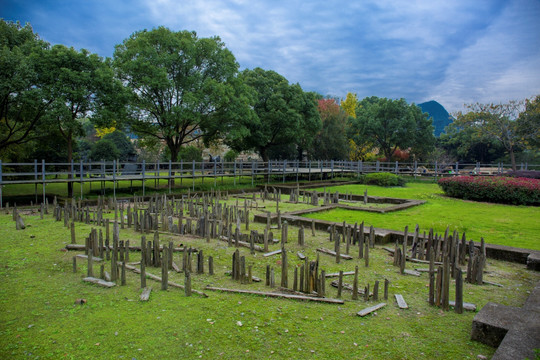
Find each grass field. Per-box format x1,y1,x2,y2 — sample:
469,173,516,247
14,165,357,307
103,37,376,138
0,182,539,359
308,182,540,251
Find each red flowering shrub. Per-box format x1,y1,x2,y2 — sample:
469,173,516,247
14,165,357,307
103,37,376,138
438,176,540,205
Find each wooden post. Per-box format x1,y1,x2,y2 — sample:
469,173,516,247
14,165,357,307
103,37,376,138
185,270,191,296
373,280,379,301
352,266,359,300
72,256,77,273
281,248,288,288
121,261,126,286
429,247,435,306
337,270,343,298
161,247,168,290
455,267,463,314
141,259,146,289
365,241,369,267
208,256,214,275
71,224,76,244
384,279,389,300
87,252,93,278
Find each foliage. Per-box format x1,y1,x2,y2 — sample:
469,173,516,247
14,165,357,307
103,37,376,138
340,92,357,118
454,101,525,170
310,99,349,160
90,139,120,161
438,176,540,205
101,130,136,161
438,122,506,163
504,170,540,179
224,149,238,162
351,97,435,161
517,95,540,149
178,145,203,162
231,68,321,161
359,172,406,187
0,20,51,152
95,125,116,138
113,27,253,162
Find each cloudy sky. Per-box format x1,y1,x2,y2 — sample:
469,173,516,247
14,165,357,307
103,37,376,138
3,0,540,112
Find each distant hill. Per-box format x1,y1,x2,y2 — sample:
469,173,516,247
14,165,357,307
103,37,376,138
418,100,453,137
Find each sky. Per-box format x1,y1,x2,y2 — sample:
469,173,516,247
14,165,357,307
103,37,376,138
2,0,540,113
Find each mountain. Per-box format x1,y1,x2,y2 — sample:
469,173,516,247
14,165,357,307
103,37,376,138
418,100,453,137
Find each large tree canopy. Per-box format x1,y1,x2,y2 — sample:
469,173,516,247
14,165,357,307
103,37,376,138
232,68,321,161
454,101,524,170
351,97,434,161
112,27,253,162
0,20,51,154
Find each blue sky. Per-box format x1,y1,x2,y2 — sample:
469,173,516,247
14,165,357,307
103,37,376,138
2,0,540,112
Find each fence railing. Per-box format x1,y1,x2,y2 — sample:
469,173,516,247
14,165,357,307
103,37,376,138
0,159,537,206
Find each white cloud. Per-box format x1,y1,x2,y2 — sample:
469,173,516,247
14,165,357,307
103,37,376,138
427,0,540,112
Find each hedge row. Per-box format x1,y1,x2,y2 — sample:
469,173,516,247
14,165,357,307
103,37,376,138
438,176,540,206
359,172,406,187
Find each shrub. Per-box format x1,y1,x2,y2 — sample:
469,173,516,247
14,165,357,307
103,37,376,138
90,139,120,161
360,172,406,187
224,150,238,162
438,176,540,205
178,146,202,162
505,170,540,179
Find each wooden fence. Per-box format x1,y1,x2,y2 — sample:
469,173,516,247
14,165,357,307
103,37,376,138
0,159,536,206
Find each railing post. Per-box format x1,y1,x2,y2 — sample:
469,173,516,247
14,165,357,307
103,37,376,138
268,160,272,183
80,160,84,200
34,159,38,204
142,160,146,197
113,160,117,201
233,160,236,186
42,159,46,204
395,161,398,174
435,161,438,177
331,160,334,179
283,160,286,183
192,160,195,191
455,162,459,175
376,160,380,172
296,160,299,184
169,160,172,194
214,159,217,188
252,160,255,187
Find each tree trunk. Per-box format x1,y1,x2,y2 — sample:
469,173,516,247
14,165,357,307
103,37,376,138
509,146,517,171
168,144,180,187
260,148,270,182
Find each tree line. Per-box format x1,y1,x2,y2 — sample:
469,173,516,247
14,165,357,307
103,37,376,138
2,21,539,172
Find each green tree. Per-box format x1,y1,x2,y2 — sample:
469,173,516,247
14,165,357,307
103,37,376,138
517,95,540,149
455,101,523,170
101,130,136,160
232,68,321,161
439,122,506,163
90,139,120,161
351,97,434,161
0,20,51,153
41,45,112,196
311,98,349,160
112,27,253,163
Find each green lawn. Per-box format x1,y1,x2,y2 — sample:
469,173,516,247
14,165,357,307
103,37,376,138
1,182,539,359
308,182,540,251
